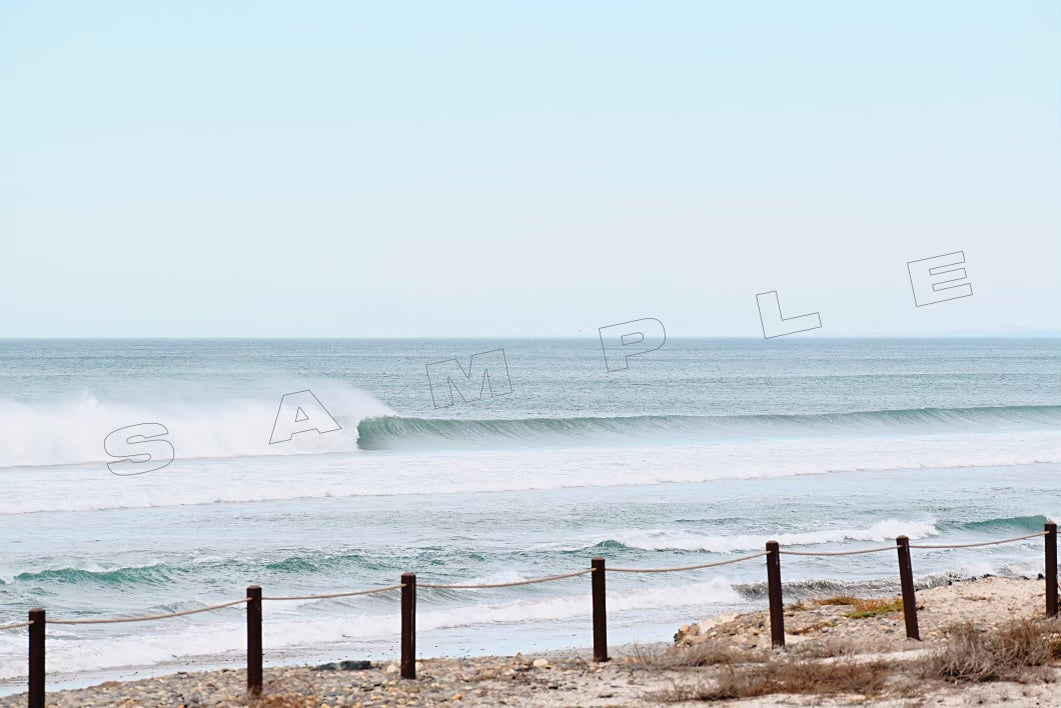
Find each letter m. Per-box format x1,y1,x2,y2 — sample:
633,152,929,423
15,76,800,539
426,348,512,409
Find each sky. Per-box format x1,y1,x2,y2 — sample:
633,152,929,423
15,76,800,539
1,1,1058,337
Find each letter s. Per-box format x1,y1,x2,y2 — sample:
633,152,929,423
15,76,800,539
104,423,175,476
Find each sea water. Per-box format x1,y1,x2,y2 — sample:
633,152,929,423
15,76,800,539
0,338,1058,692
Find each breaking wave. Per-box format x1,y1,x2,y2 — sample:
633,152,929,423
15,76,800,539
356,405,1061,450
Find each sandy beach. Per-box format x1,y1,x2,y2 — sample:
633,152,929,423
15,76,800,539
3,575,1059,707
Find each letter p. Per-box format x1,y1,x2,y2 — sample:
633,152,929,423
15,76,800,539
598,318,666,372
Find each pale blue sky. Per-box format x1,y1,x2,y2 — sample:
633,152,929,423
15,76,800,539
1,1,1058,336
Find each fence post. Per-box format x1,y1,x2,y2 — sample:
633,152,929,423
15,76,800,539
401,572,416,679
591,557,608,662
765,541,785,647
28,608,44,708
247,585,263,696
1046,522,1058,619
896,536,920,640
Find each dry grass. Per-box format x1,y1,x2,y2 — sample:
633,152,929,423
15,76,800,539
921,619,1061,683
813,594,906,618
846,597,905,619
627,641,768,668
658,658,891,702
790,637,880,659
654,617,1061,703
816,595,858,606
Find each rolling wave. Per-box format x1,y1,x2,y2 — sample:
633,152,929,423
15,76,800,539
13,564,188,587
356,405,1061,450
949,515,1052,533
3,397,1056,467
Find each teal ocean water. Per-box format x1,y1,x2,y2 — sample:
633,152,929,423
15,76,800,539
0,338,1058,691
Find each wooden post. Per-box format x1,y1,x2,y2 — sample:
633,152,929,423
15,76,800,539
896,536,920,640
28,608,44,708
1046,523,1058,619
247,585,263,695
591,557,608,662
401,572,416,679
765,541,785,647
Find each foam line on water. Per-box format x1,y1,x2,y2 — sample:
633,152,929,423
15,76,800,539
1,431,1058,515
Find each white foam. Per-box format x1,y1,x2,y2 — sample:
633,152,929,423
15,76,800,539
0,386,393,469
1,430,1057,516
558,519,941,553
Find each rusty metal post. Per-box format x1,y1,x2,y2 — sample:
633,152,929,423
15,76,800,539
401,572,416,679
28,608,44,708
765,541,785,647
1046,523,1058,619
896,536,920,640
247,585,263,695
591,557,608,662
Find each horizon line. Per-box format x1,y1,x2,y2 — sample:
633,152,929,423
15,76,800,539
1,334,1059,341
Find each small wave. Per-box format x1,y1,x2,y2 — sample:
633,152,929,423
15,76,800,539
558,520,940,554
945,514,1053,534
13,564,187,587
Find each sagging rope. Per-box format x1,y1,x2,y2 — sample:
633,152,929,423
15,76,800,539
419,569,593,589
781,545,900,557
48,598,250,625
607,551,769,573
263,584,404,601
910,531,1049,550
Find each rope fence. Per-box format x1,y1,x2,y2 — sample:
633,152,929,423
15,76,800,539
4,523,1058,708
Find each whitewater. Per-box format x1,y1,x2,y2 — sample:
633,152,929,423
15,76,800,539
0,337,1058,693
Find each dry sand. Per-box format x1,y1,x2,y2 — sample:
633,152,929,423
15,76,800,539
2,575,1058,707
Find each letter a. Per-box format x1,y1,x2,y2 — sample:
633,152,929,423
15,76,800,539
269,390,342,444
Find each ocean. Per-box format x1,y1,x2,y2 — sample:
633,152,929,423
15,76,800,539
0,337,1058,693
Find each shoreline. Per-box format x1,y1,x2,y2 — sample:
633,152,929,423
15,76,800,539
3,575,1059,707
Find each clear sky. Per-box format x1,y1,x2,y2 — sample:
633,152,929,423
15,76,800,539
1,1,1058,337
